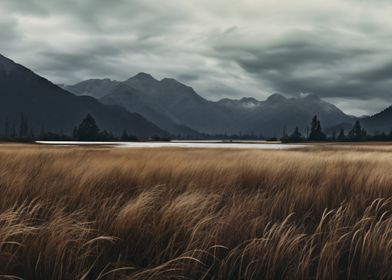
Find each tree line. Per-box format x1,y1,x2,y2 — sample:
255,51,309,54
1,113,392,143
1,113,35,142
0,114,145,142
282,115,392,143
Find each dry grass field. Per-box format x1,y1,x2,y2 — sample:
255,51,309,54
0,144,392,279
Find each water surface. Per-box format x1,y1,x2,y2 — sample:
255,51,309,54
36,141,307,150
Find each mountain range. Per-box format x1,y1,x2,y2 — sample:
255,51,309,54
64,74,355,136
1,53,392,138
0,54,166,137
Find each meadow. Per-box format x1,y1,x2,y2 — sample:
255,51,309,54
0,143,392,279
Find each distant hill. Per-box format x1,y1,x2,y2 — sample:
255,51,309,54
66,75,354,137
0,54,166,137
328,106,392,135
64,74,224,136
61,78,120,99
361,106,392,133
215,93,355,136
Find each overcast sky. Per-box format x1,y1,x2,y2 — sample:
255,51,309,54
1,0,392,116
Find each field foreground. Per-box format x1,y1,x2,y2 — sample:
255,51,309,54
0,144,392,279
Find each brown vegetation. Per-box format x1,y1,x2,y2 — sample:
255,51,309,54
0,144,392,279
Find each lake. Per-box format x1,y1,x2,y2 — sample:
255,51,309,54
36,141,307,150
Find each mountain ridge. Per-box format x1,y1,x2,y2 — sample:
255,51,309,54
0,54,167,137
4,53,391,138
65,73,355,136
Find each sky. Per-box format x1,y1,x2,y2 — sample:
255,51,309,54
1,0,392,116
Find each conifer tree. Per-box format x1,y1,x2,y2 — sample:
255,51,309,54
289,127,303,142
337,128,346,141
349,120,366,141
308,115,326,141
76,114,100,141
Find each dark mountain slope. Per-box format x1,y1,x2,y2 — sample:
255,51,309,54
0,54,166,137
66,75,354,137
361,106,392,133
215,94,353,136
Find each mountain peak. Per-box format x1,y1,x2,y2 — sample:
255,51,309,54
0,54,165,137
265,93,287,103
133,72,156,81
125,73,159,87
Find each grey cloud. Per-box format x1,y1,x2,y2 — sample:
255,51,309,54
34,51,117,81
211,26,392,103
0,18,19,41
356,62,392,82
1,0,392,115
2,0,48,15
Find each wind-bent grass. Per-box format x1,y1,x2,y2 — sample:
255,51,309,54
0,144,392,279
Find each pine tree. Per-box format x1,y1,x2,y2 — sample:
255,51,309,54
352,120,361,137
349,120,365,141
289,127,303,142
337,128,346,141
309,115,326,141
76,114,100,141
309,116,318,140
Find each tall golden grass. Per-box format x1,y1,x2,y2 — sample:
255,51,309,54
0,144,392,279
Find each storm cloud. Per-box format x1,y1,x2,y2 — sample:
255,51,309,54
1,0,392,115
